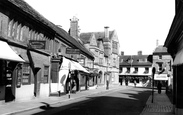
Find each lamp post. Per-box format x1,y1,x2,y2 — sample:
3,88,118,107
68,61,71,99
106,57,109,90
151,67,156,103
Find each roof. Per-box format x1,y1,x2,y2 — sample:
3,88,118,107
153,45,169,55
6,0,94,60
120,55,152,67
54,26,94,60
80,31,114,45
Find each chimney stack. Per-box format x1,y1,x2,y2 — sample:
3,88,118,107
138,51,142,55
104,26,109,39
70,16,79,39
121,51,124,56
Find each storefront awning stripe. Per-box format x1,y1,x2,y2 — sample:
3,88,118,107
0,41,25,62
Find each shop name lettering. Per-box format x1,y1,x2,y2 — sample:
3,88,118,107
156,75,167,78
29,41,46,49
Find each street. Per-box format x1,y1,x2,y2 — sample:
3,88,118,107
16,86,152,115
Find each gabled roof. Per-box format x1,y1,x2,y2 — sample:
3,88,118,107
80,31,114,45
6,0,94,60
120,55,152,67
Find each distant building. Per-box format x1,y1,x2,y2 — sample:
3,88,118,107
152,45,173,88
119,51,152,86
79,27,120,85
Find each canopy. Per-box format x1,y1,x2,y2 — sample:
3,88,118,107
0,40,25,62
60,57,89,73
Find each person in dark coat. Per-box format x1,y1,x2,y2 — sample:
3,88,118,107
157,81,162,94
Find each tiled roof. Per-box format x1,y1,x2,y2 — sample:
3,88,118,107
120,55,152,67
153,45,168,53
80,31,114,45
7,0,56,32
6,0,94,60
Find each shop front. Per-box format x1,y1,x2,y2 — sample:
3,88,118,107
51,56,89,95
0,40,25,103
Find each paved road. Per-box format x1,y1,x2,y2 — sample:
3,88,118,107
16,87,152,115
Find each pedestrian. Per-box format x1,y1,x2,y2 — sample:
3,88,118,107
125,78,128,86
157,81,162,94
134,79,136,87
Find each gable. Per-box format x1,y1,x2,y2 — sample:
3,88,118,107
90,34,97,46
99,41,104,52
111,30,119,42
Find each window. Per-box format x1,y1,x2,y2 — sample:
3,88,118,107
126,67,130,73
120,59,123,63
159,55,162,59
156,62,163,71
119,67,123,73
22,63,31,85
112,41,117,49
43,66,49,83
99,58,103,65
133,68,138,73
144,67,149,74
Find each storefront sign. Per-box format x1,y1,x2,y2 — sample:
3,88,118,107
66,48,80,54
154,74,168,80
29,40,46,49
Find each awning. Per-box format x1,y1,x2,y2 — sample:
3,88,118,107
60,57,89,73
71,61,89,73
0,40,25,62
173,49,183,65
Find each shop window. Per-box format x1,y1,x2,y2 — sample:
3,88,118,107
43,66,49,83
22,63,31,85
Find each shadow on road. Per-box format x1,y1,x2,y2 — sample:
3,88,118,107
31,87,151,115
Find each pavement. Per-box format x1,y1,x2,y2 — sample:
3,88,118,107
140,90,174,115
0,84,174,115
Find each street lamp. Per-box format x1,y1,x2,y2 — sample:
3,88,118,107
151,67,156,103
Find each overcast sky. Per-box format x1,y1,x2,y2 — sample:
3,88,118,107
24,0,175,55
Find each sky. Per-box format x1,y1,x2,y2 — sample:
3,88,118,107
24,0,175,55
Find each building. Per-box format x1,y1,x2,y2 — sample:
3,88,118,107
164,0,183,114
79,26,120,85
119,51,152,86
0,0,94,104
152,45,173,88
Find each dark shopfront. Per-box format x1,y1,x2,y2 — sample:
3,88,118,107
0,40,25,103
119,75,149,85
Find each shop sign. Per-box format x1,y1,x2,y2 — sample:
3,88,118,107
154,74,168,80
66,48,80,54
29,40,46,49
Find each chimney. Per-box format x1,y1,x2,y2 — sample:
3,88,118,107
104,26,109,39
138,51,142,55
70,16,79,39
156,39,159,47
121,51,124,56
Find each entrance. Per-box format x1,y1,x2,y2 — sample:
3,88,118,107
0,60,19,102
